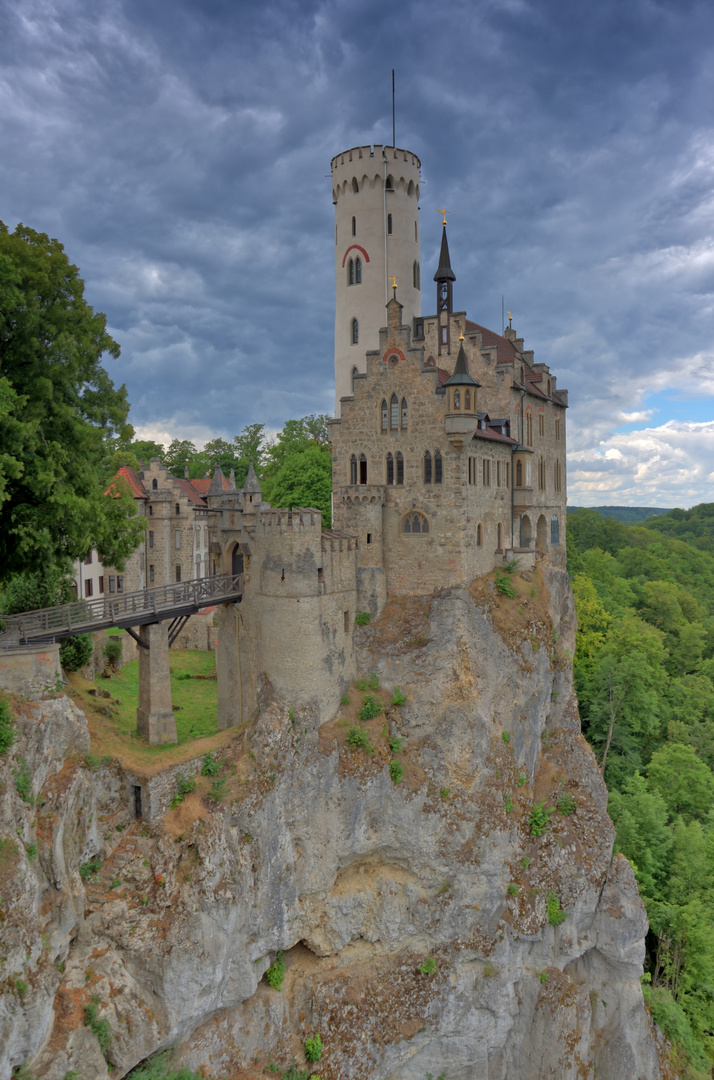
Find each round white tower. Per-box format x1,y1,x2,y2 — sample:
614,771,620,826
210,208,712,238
331,144,422,409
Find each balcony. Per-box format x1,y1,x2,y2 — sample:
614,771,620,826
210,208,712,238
513,486,533,510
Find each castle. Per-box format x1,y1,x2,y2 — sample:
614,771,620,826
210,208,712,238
106,143,568,741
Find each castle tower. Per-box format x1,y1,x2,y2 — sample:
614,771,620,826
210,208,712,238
331,144,422,409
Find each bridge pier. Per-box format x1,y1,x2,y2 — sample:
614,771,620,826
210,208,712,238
216,603,242,730
136,622,177,745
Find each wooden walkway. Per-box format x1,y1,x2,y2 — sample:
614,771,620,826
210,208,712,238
0,573,244,648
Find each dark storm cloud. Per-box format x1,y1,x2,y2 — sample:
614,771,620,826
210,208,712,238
1,0,714,501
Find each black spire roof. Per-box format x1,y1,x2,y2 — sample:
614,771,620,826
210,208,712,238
433,224,456,283
444,339,479,387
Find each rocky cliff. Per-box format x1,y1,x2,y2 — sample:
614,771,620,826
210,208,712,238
0,563,669,1079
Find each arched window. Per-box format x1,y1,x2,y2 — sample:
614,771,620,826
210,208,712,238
350,454,357,485
355,257,362,284
352,177,359,193
352,366,359,394
526,411,533,446
359,454,367,484
434,450,443,484
396,451,404,485
390,393,399,429
352,215,356,236
152,478,158,490
387,213,393,234
551,515,560,546
351,318,359,344
348,259,354,285
386,452,394,485
401,398,408,428
464,390,470,410
424,450,432,484
516,460,523,487
385,174,394,190
381,399,388,431
454,390,460,410
476,523,483,547
402,512,429,535
175,503,180,515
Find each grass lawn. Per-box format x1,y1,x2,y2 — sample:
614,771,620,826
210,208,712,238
67,648,235,774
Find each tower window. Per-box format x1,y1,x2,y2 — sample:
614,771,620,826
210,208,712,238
152,478,158,490
359,454,367,485
390,393,399,429
386,452,394,485
348,259,355,285
352,177,359,193
402,512,429,535
149,564,155,582
352,215,356,236
175,503,180,515
350,454,357,485
385,175,394,190
387,213,393,234
440,326,447,344
434,450,443,484
352,366,359,393
175,565,181,583
424,450,432,484
381,399,388,431
401,398,408,428
351,318,359,344
464,390,470,410
516,460,523,487
454,390,460,410
355,257,362,283
396,451,404,485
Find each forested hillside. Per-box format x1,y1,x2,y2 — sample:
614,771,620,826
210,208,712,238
569,506,714,1078
567,505,674,523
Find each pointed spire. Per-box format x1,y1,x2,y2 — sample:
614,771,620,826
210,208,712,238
242,459,262,494
433,223,456,283
444,338,479,387
208,466,226,496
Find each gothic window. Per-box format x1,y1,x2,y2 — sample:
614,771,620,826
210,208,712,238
355,257,362,283
385,175,394,190
464,390,470,410
440,326,447,344
526,411,533,446
396,451,404,485
351,318,359,344
482,459,490,486
175,565,181,583
390,393,399,429
348,259,355,285
454,390,460,410
386,452,394,485
526,460,532,486
554,460,562,492
539,413,545,437
555,418,561,442
381,399,388,431
352,366,359,393
551,515,560,545
505,462,510,488
359,454,367,484
496,460,501,487
476,523,483,547
516,459,523,487
413,260,420,288
468,457,476,485
402,512,429,535
350,454,357,485
434,450,443,484
401,398,408,428
352,215,356,236
352,178,359,193
539,458,546,491
424,450,432,484
152,478,158,490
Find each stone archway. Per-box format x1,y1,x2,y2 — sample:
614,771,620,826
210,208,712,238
536,514,548,554
520,515,532,548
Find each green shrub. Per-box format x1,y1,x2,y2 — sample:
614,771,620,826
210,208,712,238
392,686,407,706
265,950,286,990
494,572,517,598
80,858,101,880
15,977,28,995
304,1034,323,1063
529,801,555,836
539,971,548,983
210,777,227,802
358,694,382,721
557,792,577,816
171,772,196,808
388,735,405,753
501,731,510,744
546,891,567,926
507,883,518,896
440,787,450,800
642,985,710,1075
346,726,372,753
0,695,16,755
521,856,530,869
103,637,123,665
59,634,93,673
356,672,380,691
125,1050,203,1079
84,997,112,1055
14,760,33,803
201,752,220,777
418,956,437,975
25,842,38,861
389,761,403,784
517,771,527,786
504,794,513,814
340,693,350,706
355,611,371,626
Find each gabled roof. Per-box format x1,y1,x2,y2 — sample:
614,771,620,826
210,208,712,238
173,478,208,507
465,320,519,365
188,478,213,495
473,426,518,445
104,466,147,499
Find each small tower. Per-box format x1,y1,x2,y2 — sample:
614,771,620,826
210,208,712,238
242,460,262,509
434,220,456,358
444,336,480,447
331,144,422,409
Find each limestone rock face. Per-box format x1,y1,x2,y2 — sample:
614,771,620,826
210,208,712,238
1,565,668,1079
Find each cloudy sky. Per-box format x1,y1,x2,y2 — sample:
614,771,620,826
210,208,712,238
2,0,713,507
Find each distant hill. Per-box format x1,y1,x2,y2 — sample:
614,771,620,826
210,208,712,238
642,502,714,553
567,505,674,524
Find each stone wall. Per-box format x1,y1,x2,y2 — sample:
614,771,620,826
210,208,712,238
0,643,62,696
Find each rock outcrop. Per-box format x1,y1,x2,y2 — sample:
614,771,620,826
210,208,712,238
1,563,667,1079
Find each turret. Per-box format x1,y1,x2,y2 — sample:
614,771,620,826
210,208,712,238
434,220,456,358
331,144,422,409
444,336,480,447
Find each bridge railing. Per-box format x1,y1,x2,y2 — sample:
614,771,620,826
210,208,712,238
0,573,244,647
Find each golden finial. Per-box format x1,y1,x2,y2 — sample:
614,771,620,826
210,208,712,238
459,331,465,342
437,208,449,226
389,276,398,292
507,310,513,328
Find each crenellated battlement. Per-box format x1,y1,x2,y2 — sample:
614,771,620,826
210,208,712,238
255,507,323,533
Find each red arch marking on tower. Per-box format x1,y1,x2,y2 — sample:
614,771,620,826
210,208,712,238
383,347,406,363
341,245,370,268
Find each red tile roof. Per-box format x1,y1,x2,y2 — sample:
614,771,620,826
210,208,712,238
104,466,147,499
437,367,450,386
173,478,208,506
474,426,518,445
465,320,519,365
189,478,213,494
